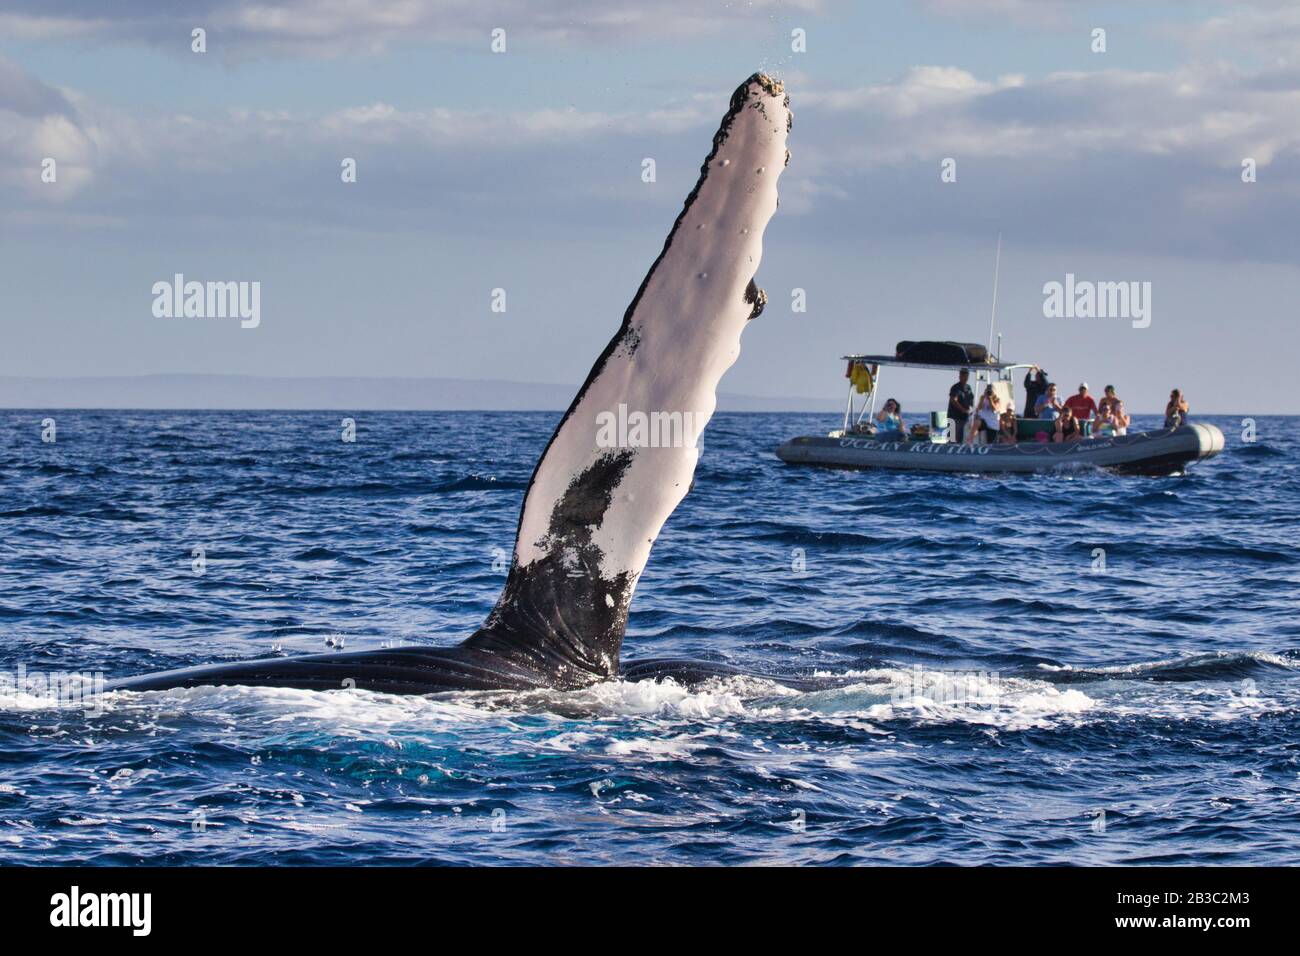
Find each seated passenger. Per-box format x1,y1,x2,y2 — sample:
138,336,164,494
970,386,1001,445
1034,383,1063,420
1094,406,1117,437
874,398,905,438
1097,384,1119,419
1063,382,1098,422
998,410,1018,444
1111,399,1130,436
1164,389,1189,428
1054,407,1082,443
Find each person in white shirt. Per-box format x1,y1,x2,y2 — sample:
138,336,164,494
970,386,1002,444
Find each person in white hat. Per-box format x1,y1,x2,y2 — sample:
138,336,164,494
1063,381,1098,429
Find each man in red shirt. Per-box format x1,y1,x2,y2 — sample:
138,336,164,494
1063,382,1098,422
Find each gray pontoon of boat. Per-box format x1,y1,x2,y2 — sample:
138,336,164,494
776,346,1224,477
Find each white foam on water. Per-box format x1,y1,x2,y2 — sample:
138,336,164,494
1103,682,1294,723
10,653,1289,744
280,820,349,834
767,668,1097,732
546,674,794,719
1036,650,1297,677
506,669,1100,733
605,735,710,759
0,688,110,714
542,731,599,752
112,683,511,732
1027,651,1300,724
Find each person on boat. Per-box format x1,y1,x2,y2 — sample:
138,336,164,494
1034,383,1063,419
1023,365,1049,418
998,409,1018,444
1095,398,1115,435
1095,406,1117,438
1111,399,1130,435
1054,406,1082,443
1063,382,1097,423
1097,384,1119,419
874,398,906,439
1165,389,1189,428
972,385,1002,444
948,369,974,442
1094,387,1128,438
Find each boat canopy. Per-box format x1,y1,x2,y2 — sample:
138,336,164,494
843,354,1028,373
838,344,1032,435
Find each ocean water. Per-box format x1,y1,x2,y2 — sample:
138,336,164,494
1,409,1297,866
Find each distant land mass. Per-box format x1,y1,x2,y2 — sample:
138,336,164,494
0,374,870,413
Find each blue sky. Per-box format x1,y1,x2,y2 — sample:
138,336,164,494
2,0,1297,412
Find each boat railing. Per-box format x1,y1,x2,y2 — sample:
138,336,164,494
840,355,1031,439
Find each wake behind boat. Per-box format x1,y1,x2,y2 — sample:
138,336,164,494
777,342,1224,476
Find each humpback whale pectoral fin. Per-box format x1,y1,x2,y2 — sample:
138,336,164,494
460,73,791,690
103,74,790,698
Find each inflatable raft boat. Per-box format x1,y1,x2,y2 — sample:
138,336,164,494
777,422,1224,476
776,345,1224,477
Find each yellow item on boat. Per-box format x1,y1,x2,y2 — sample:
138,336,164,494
850,362,874,395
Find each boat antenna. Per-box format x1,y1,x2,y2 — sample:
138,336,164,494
986,232,1002,355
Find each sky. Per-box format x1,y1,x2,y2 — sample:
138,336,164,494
2,0,1298,413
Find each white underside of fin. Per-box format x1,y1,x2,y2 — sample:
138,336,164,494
514,76,790,588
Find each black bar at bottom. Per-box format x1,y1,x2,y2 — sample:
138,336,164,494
0,866,1278,940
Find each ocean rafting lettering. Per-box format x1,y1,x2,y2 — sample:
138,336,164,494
49,886,151,936
152,274,260,328
1042,273,1151,329
839,438,991,455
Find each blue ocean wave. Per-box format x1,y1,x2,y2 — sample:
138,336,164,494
0,410,1297,865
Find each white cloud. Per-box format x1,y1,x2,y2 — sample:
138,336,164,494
913,0,1081,30
0,57,98,197
798,63,1300,169
1177,1,1300,65
0,0,826,57
0,52,732,233
5,30,1300,262
802,66,1023,116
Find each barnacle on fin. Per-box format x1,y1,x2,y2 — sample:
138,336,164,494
745,280,767,320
